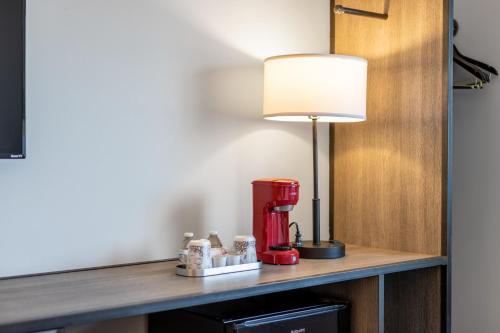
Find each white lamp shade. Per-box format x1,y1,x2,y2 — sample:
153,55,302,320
263,54,367,122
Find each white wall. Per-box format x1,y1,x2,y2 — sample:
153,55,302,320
0,0,331,278
453,0,500,332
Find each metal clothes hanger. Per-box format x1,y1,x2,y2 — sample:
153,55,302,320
454,45,498,77
454,56,490,83
453,19,498,90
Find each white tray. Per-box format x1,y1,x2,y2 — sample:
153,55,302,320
176,261,262,277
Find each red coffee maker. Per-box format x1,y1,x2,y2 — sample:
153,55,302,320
252,179,300,265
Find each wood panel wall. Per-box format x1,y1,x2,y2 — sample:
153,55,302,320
384,267,443,333
330,0,449,255
312,276,380,333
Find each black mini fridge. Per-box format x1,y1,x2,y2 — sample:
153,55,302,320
149,292,350,333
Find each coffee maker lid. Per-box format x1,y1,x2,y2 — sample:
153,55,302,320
252,178,299,187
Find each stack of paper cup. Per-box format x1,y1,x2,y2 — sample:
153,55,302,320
233,235,257,264
187,239,212,269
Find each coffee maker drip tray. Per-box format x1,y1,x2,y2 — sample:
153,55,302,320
176,261,262,277
269,245,293,251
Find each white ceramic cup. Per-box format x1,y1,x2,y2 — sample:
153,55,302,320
187,239,212,270
227,254,242,266
212,255,227,268
233,235,257,264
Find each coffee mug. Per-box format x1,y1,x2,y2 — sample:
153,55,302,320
233,235,257,264
187,239,212,270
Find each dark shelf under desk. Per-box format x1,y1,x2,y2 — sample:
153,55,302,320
0,245,447,333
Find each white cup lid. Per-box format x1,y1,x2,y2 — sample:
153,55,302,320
209,231,218,235
188,239,210,246
184,232,194,237
234,235,256,242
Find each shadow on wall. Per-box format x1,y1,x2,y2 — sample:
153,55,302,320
151,9,320,249
197,65,264,121
152,18,266,246
168,195,206,244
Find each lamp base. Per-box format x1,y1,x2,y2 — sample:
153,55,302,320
295,240,345,259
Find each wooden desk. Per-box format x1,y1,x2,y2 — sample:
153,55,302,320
0,245,446,333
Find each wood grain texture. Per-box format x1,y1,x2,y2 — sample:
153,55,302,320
331,0,449,255
0,245,445,333
313,276,380,333
384,267,442,333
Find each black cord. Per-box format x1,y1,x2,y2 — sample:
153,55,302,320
289,222,303,247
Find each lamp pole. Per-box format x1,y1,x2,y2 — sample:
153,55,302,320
295,116,345,259
311,117,321,245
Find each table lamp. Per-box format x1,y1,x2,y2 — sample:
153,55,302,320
262,54,367,259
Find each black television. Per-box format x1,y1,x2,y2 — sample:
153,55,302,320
0,0,25,159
